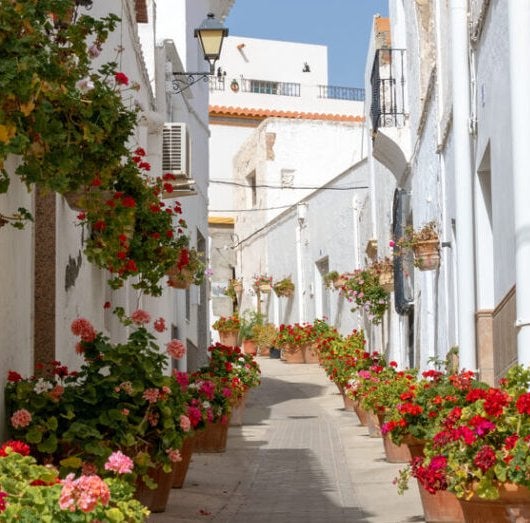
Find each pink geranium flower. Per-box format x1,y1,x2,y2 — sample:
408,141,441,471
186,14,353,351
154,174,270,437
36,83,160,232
130,309,151,325
179,414,191,432
10,409,32,429
167,339,186,359
71,318,96,342
104,451,134,474
59,474,110,513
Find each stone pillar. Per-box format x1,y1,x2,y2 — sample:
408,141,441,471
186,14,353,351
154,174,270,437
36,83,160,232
34,189,56,371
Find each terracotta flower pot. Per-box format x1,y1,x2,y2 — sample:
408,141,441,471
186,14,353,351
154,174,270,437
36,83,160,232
135,463,177,513
404,436,465,523
258,345,271,357
193,419,230,453
412,240,440,271
166,266,193,289
282,345,305,364
172,436,195,489
303,343,319,364
376,414,410,463
219,330,239,346
353,400,370,426
242,339,257,356
458,483,530,523
230,394,247,426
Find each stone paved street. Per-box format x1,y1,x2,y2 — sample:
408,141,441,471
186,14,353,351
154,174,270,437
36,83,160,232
150,358,425,523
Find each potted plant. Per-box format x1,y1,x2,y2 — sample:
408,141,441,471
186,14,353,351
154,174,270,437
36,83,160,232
5,309,191,513
77,154,193,296
212,314,241,346
406,365,530,513
252,274,273,293
395,221,441,271
166,247,205,290
370,257,394,293
340,267,390,325
238,310,264,356
224,278,243,300
251,323,277,357
0,442,149,521
273,277,295,298
323,270,342,289
0,2,138,227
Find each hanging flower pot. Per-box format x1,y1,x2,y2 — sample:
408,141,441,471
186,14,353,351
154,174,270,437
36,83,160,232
273,277,295,298
412,240,441,271
166,267,193,289
378,266,394,292
259,283,272,293
63,188,113,212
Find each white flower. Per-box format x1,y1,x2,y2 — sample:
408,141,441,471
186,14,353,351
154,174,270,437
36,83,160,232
202,401,211,409
34,378,53,394
75,77,94,93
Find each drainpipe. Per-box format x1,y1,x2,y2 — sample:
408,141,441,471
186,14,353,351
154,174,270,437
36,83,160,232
508,2,530,364
450,0,476,371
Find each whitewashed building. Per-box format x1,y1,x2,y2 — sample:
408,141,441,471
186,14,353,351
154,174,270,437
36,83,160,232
366,1,530,383
0,0,231,438
208,35,367,336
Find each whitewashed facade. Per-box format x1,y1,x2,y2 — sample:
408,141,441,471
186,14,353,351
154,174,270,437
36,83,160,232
367,1,530,382
0,0,230,438
208,34,367,338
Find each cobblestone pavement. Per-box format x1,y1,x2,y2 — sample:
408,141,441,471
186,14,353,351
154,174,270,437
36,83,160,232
149,358,425,523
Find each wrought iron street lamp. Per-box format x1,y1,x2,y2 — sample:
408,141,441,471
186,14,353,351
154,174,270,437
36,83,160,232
171,13,228,94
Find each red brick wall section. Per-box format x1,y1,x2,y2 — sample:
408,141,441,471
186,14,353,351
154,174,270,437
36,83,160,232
135,0,148,23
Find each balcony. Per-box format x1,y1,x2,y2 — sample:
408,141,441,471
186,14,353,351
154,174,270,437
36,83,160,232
209,77,364,102
318,85,365,101
370,48,407,133
370,48,410,182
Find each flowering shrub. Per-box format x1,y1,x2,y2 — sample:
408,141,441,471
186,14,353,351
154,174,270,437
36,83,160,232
394,366,530,501
318,330,369,386
340,267,390,324
5,310,190,482
275,323,314,348
207,343,261,392
212,314,241,333
355,363,418,415
0,443,148,521
0,1,134,216
179,371,233,431
383,368,486,445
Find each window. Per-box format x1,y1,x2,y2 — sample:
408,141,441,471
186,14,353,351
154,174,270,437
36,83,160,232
246,171,257,207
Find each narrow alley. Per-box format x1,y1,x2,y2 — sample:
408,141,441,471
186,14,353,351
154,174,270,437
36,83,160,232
151,358,424,523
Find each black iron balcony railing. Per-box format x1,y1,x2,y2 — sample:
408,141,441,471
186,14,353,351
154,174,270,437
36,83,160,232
208,77,364,101
371,48,407,132
318,85,365,101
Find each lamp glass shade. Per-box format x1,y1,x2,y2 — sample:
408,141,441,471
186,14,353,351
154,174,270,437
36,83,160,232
197,29,225,59
194,13,228,68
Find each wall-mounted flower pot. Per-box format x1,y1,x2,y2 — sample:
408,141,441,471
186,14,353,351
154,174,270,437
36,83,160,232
258,283,272,293
379,267,394,292
219,330,239,346
412,240,440,271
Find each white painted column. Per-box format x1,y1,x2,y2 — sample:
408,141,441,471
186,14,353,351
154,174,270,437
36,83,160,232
450,0,476,371
295,224,305,324
508,1,530,364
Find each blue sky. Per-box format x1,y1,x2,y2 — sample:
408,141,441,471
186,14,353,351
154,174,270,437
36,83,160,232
225,0,389,88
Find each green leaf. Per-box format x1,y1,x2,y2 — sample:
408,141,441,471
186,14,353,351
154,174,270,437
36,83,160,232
37,434,57,453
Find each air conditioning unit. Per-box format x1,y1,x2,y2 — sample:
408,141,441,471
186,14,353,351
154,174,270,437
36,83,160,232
162,122,190,178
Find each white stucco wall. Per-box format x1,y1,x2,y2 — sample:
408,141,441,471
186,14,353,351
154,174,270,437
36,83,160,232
0,161,34,439
236,159,370,337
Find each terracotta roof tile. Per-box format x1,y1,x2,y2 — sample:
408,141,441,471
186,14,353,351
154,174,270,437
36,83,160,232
209,105,364,123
